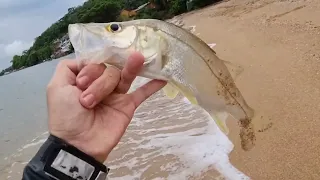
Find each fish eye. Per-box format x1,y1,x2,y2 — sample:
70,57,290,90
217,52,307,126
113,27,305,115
106,23,122,33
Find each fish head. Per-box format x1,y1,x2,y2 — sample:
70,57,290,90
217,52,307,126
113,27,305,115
68,21,168,80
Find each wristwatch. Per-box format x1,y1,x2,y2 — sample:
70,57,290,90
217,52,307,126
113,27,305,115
41,134,110,180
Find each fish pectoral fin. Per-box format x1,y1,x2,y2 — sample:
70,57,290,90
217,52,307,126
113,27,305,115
220,59,244,80
211,112,230,135
163,83,179,99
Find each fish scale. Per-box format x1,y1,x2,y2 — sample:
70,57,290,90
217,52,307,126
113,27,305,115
68,19,256,151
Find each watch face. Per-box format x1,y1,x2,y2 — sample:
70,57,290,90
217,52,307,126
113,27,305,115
43,135,108,180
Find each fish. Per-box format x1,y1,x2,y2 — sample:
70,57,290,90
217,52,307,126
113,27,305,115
68,19,256,151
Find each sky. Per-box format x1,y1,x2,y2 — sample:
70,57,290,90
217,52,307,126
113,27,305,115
0,0,86,69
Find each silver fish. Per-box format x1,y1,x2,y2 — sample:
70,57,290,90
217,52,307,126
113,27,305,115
68,19,256,150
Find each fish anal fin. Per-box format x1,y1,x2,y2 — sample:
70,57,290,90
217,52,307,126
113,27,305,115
176,85,198,105
183,93,198,105
163,83,179,99
211,112,230,135
169,82,198,105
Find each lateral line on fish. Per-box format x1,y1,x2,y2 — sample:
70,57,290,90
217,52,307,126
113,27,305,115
162,27,250,119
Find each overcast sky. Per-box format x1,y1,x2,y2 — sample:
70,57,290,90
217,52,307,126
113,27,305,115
0,0,86,69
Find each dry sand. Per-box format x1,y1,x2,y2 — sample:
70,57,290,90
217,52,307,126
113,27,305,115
177,0,320,179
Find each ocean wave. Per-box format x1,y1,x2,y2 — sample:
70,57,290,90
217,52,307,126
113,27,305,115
21,138,47,150
107,78,249,180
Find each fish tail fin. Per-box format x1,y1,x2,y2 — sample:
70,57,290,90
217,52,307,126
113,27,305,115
228,109,257,151
210,112,230,135
239,117,256,151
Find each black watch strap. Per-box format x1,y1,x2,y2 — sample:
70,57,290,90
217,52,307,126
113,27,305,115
41,134,110,180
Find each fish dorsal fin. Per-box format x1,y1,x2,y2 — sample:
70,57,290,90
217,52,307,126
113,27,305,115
170,22,245,81
142,19,254,123
206,43,244,80
207,43,217,49
221,59,244,80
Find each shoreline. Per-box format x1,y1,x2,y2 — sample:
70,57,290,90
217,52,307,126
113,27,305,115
0,59,55,77
0,0,227,78
178,0,320,179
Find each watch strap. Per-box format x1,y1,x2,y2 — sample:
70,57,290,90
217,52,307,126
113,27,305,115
41,134,109,180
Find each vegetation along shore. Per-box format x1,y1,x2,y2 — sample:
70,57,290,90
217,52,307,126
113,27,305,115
0,0,222,76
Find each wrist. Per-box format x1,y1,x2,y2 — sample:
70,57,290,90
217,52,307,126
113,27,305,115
49,131,111,163
40,134,110,180
65,139,111,164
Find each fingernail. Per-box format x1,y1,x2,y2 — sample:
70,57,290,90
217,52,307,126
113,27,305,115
78,76,89,87
82,94,95,107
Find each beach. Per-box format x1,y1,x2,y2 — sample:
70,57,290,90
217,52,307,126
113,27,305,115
1,0,320,179
179,0,320,179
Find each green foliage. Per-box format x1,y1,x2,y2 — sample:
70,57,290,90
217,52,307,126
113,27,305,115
78,1,121,23
169,0,187,15
1,0,222,74
136,8,169,20
37,46,53,60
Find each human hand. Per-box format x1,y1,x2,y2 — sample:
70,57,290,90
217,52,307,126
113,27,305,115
46,52,166,163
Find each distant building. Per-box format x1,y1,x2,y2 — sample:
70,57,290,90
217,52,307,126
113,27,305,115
52,34,71,59
120,9,138,18
120,1,160,19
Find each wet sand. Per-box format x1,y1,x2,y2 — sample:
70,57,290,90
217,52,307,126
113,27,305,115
177,0,320,179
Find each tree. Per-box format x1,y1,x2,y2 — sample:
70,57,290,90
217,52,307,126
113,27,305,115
12,55,21,69
169,0,187,15
3,0,220,72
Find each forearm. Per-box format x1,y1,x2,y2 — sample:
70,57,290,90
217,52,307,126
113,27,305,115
22,135,109,180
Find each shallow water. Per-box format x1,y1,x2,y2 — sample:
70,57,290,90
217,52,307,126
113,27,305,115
0,54,74,179
0,57,248,180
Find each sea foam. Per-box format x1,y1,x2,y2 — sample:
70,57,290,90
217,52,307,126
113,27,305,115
106,77,249,180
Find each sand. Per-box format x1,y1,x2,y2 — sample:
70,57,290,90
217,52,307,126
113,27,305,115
176,0,320,179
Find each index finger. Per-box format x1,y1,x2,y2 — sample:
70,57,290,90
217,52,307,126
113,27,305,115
76,64,106,90
116,52,145,94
